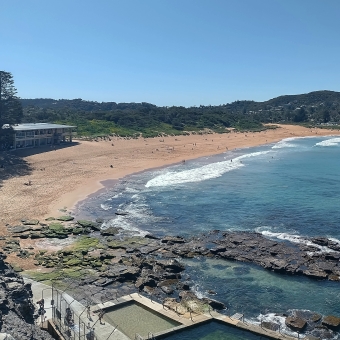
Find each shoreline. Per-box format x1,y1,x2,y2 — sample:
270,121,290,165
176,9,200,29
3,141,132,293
1,124,339,229
66,130,340,218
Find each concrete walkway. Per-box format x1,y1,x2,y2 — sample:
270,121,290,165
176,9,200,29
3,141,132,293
25,278,130,340
26,278,298,340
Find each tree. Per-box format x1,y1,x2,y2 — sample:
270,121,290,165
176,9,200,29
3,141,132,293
0,71,23,149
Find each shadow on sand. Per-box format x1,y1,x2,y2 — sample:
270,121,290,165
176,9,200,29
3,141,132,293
0,142,79,187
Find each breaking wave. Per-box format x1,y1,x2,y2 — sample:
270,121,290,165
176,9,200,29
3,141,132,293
145,151,270,187
256,227,340,254
315,137,340,147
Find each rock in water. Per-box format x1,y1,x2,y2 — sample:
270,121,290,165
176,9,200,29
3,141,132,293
77,220,101,231
285,316,307,331
322,315,340,330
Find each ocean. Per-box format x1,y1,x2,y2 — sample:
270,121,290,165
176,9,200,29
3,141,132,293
76,135,340,336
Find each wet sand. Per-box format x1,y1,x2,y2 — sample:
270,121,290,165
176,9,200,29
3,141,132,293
0,124,338,230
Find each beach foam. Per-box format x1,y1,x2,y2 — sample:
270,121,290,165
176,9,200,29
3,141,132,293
257,228,340,254
250,312,300,338
100,203,112,211
272,138,298,149
145,151,270,187
105,215,149,237
315,137,340,147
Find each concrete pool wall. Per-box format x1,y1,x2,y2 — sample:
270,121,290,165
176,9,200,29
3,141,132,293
94,293,298,340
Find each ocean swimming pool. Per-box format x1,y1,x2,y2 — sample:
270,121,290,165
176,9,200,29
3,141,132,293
161,320,266,340
103,301,181,339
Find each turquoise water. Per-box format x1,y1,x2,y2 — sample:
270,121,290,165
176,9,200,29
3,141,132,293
77,135,340,329
162,321,264,340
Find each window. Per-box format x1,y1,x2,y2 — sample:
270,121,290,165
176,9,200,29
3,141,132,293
16,132,25,139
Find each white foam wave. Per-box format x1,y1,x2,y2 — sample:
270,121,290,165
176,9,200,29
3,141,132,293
145,151,270,187
106,216,149,237
315,137,340,147
100,203,112,211
257,228,339,254
329,238,340,246
250,313,301,338
191,283,206,299
111,193,122,199
272,141,297,149
125,187,139,193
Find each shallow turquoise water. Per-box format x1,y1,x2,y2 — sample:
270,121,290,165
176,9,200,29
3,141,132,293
162,321,264,340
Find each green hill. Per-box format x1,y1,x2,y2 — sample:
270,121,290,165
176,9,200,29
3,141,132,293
20,90,340,137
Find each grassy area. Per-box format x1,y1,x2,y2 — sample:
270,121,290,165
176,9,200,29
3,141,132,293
23,267,88,285
70,236,105,251
55,118,271,138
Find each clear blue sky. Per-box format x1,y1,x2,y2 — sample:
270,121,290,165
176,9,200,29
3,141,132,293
1,0,340,106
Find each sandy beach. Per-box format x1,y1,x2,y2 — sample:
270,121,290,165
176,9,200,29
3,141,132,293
0,124,338,230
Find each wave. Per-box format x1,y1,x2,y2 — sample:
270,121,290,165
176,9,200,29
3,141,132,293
145,151,270,187
315,137,340,147
256,228,340,254
249,312,301,338
104,215,149,237
100,203,112,211
272,138,298,149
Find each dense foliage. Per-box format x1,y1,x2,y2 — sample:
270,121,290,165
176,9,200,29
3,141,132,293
0,71,23,149
20,90,340,137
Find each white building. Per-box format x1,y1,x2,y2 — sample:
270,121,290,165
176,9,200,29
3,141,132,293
9,123,76,150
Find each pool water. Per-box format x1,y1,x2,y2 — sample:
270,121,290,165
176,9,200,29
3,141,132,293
103,302,180,339
162,321,265,340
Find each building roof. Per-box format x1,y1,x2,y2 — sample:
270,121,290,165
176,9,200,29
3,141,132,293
11,123,76,131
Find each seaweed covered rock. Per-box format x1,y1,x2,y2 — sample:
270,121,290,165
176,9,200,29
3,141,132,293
77,220,101,231
56,215,74,221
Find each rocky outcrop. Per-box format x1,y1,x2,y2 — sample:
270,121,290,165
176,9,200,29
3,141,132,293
0,253,53,340
285,316,307,331
322,315,340,330
168,231,340,281
77,220,101,231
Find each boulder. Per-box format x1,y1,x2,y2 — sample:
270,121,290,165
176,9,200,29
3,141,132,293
328,274,340,281
157,259,185,273
285,316,307,331
322,315,340,330
144,234,159,240
202,298,225,310
303,269,328,279
161,236,185,244
56,215,74,221
21,219,39,225
135,276,157,290
100,227,119,236
77,220,101,231
311,237,329,246
262,321,280,331
8,226,32,233
161,286,174,295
